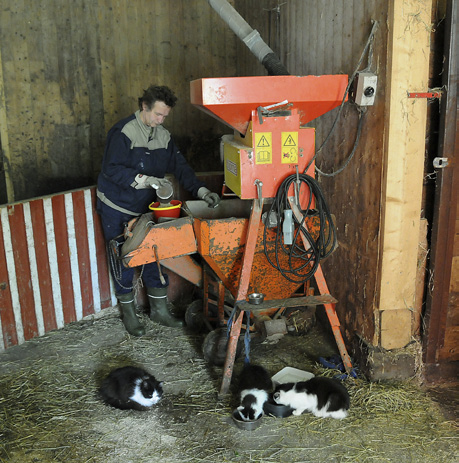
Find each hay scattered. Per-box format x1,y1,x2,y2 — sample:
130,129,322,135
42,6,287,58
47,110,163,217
0,311,457,463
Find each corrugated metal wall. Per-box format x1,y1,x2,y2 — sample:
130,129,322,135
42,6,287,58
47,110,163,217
0,187,114,350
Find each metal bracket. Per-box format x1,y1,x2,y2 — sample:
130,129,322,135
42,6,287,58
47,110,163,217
433,157,449,169
257,106,264,124
257,100,290,124
254,179,263,209
407,91,442,99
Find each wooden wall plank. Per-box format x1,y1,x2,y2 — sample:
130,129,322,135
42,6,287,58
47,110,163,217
342,2,354,78
175,0,192,133
8,0,35,199
300,1,308,75
316,1,326,74
291,0,300,74
301,2,317,76
26,3,49,194
99,2,118,133
334,0,345,73
0,44,14,203
39,0,64,195
323,1,334,75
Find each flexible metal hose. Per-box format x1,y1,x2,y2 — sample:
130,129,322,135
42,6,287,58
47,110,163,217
208,0,289,75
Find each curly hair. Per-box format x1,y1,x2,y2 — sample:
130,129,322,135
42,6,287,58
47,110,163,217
138,85,178,110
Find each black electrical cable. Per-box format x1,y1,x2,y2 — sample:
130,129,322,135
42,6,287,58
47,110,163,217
305,19,378,176
263,173,337,284
315,107,367,177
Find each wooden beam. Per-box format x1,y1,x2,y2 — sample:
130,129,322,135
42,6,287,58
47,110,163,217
378,0,433,349
0,46,14,203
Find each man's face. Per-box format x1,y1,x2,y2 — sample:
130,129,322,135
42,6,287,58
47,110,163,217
143,101,171,127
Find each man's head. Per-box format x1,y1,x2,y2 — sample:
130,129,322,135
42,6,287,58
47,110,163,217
138,85,177,110
138,85,178,128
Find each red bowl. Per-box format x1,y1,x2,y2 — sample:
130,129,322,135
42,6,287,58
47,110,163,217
149,200,182,219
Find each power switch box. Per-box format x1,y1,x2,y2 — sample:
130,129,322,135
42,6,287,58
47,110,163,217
354,72,378,106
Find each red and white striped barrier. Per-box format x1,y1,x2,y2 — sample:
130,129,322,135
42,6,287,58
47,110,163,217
0,187,115,350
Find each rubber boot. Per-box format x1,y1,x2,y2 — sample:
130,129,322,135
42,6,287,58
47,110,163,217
117,292,145,336
147,287,185,328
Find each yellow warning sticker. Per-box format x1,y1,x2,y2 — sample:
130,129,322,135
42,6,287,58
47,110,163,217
255,132,272,164
281,132,298,164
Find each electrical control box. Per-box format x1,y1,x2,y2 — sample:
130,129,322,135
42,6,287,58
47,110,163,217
353,72,378,106
222,109,315,199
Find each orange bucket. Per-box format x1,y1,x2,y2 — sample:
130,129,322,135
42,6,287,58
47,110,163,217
149,200,182,219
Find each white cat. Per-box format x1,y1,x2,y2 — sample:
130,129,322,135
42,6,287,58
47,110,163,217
273,376,350,419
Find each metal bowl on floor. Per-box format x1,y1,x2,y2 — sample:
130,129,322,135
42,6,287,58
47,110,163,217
248,293,265,305
231,409,263,430
263,399,294,418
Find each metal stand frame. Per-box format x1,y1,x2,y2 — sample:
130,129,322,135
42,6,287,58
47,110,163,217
218,198,354,396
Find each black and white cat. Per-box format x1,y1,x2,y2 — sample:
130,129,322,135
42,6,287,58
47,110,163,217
236,363,272,421
99,366,163,411
273,376,350,419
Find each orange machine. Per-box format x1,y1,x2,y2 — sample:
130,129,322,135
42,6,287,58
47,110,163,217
122,75,354,395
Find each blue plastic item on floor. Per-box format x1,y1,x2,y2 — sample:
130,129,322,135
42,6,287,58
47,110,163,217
319,355,358,379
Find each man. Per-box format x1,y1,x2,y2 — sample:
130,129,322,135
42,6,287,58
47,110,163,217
97,85,219,336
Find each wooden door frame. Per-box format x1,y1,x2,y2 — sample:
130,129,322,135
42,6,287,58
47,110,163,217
423,0,458,382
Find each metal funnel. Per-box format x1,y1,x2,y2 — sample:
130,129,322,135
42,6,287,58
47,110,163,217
190,75,348,135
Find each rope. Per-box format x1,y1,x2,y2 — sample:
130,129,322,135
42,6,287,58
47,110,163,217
108,237,144,292
244,313,251,364
226,306,237,337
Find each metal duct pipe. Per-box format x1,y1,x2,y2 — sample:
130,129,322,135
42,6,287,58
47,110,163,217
208,0,289,76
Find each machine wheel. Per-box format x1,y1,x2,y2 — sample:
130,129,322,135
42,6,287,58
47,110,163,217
185,299,206,332
185,299,220,333
202,327,244,366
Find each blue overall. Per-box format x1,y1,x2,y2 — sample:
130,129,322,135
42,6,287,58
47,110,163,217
96,111,205,295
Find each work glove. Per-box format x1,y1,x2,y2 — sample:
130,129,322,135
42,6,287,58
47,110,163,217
198,187,220,208
134,174,172,190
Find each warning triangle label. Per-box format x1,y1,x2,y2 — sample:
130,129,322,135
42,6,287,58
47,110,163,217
283,135,296,146
257,135,271,147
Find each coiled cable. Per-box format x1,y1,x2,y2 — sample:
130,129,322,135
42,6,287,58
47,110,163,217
263,173,336,283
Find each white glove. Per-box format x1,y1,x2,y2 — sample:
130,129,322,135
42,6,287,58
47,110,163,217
134,174,172,190
198,187,221,208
